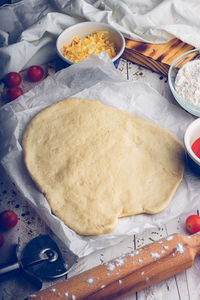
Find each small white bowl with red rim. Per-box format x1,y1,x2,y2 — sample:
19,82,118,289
184,118,200,172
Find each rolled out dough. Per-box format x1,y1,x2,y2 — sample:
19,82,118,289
22,98,185,235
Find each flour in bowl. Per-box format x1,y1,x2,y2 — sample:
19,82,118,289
175,60,200,106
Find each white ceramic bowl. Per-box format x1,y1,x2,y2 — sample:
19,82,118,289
168,49,200,117
184,118,200,172
56,22,125,64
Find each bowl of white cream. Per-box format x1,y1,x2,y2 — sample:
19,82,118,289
168,49,200,117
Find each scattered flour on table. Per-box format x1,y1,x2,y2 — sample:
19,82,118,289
150,252,160,259
106,263,115,271
176,243,184,254
86,278,94,284
114,258,124,266
175,60,200,106
163,245,169,250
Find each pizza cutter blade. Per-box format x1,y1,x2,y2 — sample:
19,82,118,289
0,234,77,288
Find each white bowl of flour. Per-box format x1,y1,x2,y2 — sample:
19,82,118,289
168,49,200,117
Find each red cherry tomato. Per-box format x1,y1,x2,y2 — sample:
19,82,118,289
4,72,22,87
0,233,4,248
27,65,44,82
0,210,18,230
185,214,200,234
6,87,23,101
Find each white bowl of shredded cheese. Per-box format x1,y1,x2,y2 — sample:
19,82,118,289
168,49,200,117
56,22,125,65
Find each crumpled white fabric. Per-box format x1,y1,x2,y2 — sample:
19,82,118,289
0,0,200,78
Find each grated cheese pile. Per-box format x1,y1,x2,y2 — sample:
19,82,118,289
62,31,117,63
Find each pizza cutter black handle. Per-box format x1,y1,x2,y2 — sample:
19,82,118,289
0,261,20,279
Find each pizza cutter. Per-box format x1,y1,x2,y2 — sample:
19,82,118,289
0,235,77,289
26,232,200,299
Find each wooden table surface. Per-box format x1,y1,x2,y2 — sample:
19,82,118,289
0,57,200,300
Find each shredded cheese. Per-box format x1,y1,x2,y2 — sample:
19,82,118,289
62,31,117,62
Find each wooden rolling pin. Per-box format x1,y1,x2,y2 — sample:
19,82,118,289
26,233,200,300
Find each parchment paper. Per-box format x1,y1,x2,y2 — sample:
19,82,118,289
0,53,199,257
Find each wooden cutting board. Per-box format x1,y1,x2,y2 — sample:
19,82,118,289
122,38,194,75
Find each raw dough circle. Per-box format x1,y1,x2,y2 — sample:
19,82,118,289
22,98,185,235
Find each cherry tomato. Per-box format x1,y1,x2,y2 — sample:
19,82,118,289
6,87,23,101
27,65,44,82
185,214,200,234
0,233,4,248
4,72,22,88
0,210,18,230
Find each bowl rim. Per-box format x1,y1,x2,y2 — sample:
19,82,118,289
184,117,200,166
56,21,125,64
168,48,200,116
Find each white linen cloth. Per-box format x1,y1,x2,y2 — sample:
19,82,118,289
0,0,200,78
